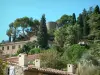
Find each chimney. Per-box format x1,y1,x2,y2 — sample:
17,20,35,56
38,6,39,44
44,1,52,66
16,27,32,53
18,54,28,67
67,64,75,74
35,59,40,68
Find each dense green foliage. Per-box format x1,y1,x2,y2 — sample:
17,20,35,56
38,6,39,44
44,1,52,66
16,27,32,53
17,41,38,55
62,44,87,63
54,24,81,48
40,49,65,69
29,48,40,54
37,14,48,49
40,5,100,71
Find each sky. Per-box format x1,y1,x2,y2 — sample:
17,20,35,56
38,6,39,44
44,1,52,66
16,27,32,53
0,0,100,42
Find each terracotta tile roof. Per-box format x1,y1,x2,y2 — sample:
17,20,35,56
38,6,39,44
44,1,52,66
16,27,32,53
6,54,40,64
25,67,67,75
6,57,18,63
27,54,40,61
6,54,68,75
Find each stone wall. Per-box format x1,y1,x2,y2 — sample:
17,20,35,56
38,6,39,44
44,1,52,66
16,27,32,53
0,36,37,55
0,41,27,55
14,65,24,75
46,22,57,30
5,65,24,75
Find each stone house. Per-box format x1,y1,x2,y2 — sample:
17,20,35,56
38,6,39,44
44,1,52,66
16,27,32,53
0,36,37,55
5,54,76,75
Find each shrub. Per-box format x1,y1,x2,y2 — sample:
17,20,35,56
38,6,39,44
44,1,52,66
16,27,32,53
62,44,87,64
40,49,65,70
29,48,40,54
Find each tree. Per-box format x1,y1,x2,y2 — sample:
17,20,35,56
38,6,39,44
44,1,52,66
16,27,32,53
40,49,65,70
37,14,48,49
17,41,37,54
6,29,12,42
88,13,100,40
54,25,66,48
30,19,40,35
6,17,40,42
62,44,87,64
7,22,14,42
56,14,72,26
77,14,84,37
88,6,94,14
20,17,29,36
82,9,90,36
88,43,100,59
13,20,20,42
54,24,81,48
94,5,100,14
77,9,90,37
72,13,76,25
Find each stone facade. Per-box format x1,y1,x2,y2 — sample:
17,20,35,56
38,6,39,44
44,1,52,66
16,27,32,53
5,65,24,75
0,41,27,55
15,65,24,75
0,36,37,55
46,22,57,30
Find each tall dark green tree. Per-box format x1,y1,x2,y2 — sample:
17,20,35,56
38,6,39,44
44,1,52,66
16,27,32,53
72,13,76,25
83,16,90,36
37,14,48,48
94,5,100,14
77,14,84,37
82,9,90,36
88,6,94,14
88,13,100,40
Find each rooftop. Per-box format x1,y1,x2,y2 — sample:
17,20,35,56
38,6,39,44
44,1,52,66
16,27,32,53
25,67,67,75
6,54,40,64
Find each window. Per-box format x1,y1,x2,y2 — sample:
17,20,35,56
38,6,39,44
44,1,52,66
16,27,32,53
7,46,9,50
69,65,70,67
19,55,21,57
12,46,15,49
2,47,4,50
18,45,21,48
7,67,9,75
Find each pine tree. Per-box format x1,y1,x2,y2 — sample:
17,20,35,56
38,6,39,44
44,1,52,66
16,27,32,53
94,5,100,14
72,13,76,25
37,14,48,49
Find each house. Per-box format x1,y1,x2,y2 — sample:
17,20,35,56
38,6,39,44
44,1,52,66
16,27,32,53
5,54,76,75
0,36,37,55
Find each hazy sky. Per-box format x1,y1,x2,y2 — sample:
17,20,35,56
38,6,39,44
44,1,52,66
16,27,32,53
0,0,100,42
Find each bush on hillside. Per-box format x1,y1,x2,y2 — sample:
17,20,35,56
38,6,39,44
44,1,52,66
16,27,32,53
29,48,40,54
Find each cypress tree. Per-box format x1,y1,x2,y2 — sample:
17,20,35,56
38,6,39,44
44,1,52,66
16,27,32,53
72,13,76,25
82,9,90,36
37,14,48,49
94,5,100,14
83,15,90,36
77,14,84,37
